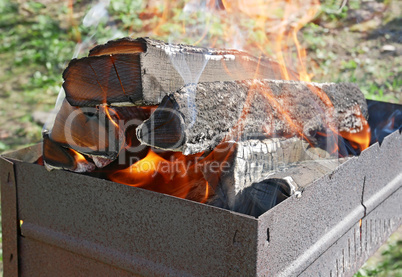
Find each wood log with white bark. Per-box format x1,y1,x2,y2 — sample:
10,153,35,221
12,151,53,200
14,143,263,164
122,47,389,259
137,80,368,155
209,154,349,216
202,136,336,210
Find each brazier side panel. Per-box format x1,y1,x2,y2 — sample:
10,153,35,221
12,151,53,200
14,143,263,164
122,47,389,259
19,237,140,277
360,131,402,213
256,130,402,276
257,156,365,276
14,161,258,276
299,187,402,277
0,157,19,277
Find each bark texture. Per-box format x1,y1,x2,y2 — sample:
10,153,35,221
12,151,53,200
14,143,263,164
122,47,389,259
137,80,369,154
210,156,349,216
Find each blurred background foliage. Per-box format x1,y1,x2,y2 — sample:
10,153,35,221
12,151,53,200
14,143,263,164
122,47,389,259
0,0,401,275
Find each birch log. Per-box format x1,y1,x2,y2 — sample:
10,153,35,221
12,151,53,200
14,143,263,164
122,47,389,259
137,80,368,155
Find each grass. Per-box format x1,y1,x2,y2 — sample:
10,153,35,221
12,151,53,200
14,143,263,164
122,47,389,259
0,1,73,152
0,2,73,96
355,228,402,277
0,0,401,275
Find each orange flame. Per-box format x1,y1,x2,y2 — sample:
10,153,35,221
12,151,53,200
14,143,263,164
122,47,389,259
70,148,88,163
110,149,173,187
340,113,371,152
109,149,208,202
102,105,119,128
143,0,320,83
108,142,236,203
202,181,210,203
69,148,96,171
216,0,320,81
215,1,371,154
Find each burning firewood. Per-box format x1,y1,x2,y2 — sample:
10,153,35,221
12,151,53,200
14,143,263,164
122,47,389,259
104,136,324,205
49,99,125,161
224,158,347,217
63,37,298,107
44,36,371,213
46,99,154,169
43,134,95,172
137,79,368,154
204,137,332,210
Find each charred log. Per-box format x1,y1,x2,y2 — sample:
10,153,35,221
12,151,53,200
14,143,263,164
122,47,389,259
137,80,369,155
63,37,298,106
49,99,125,160
49,100,153,162
210,156,349,216
43,134,95,172
232,179,292,217
203,137,333,209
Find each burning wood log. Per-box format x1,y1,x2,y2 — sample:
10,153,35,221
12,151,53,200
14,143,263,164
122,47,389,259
226,158,348,217
137,80,368,155
46,100,154,170
43,134,95,172
49,99,125,161
208,152,348,216
203,137,332,210
230,178,292,217
63,37,298,107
